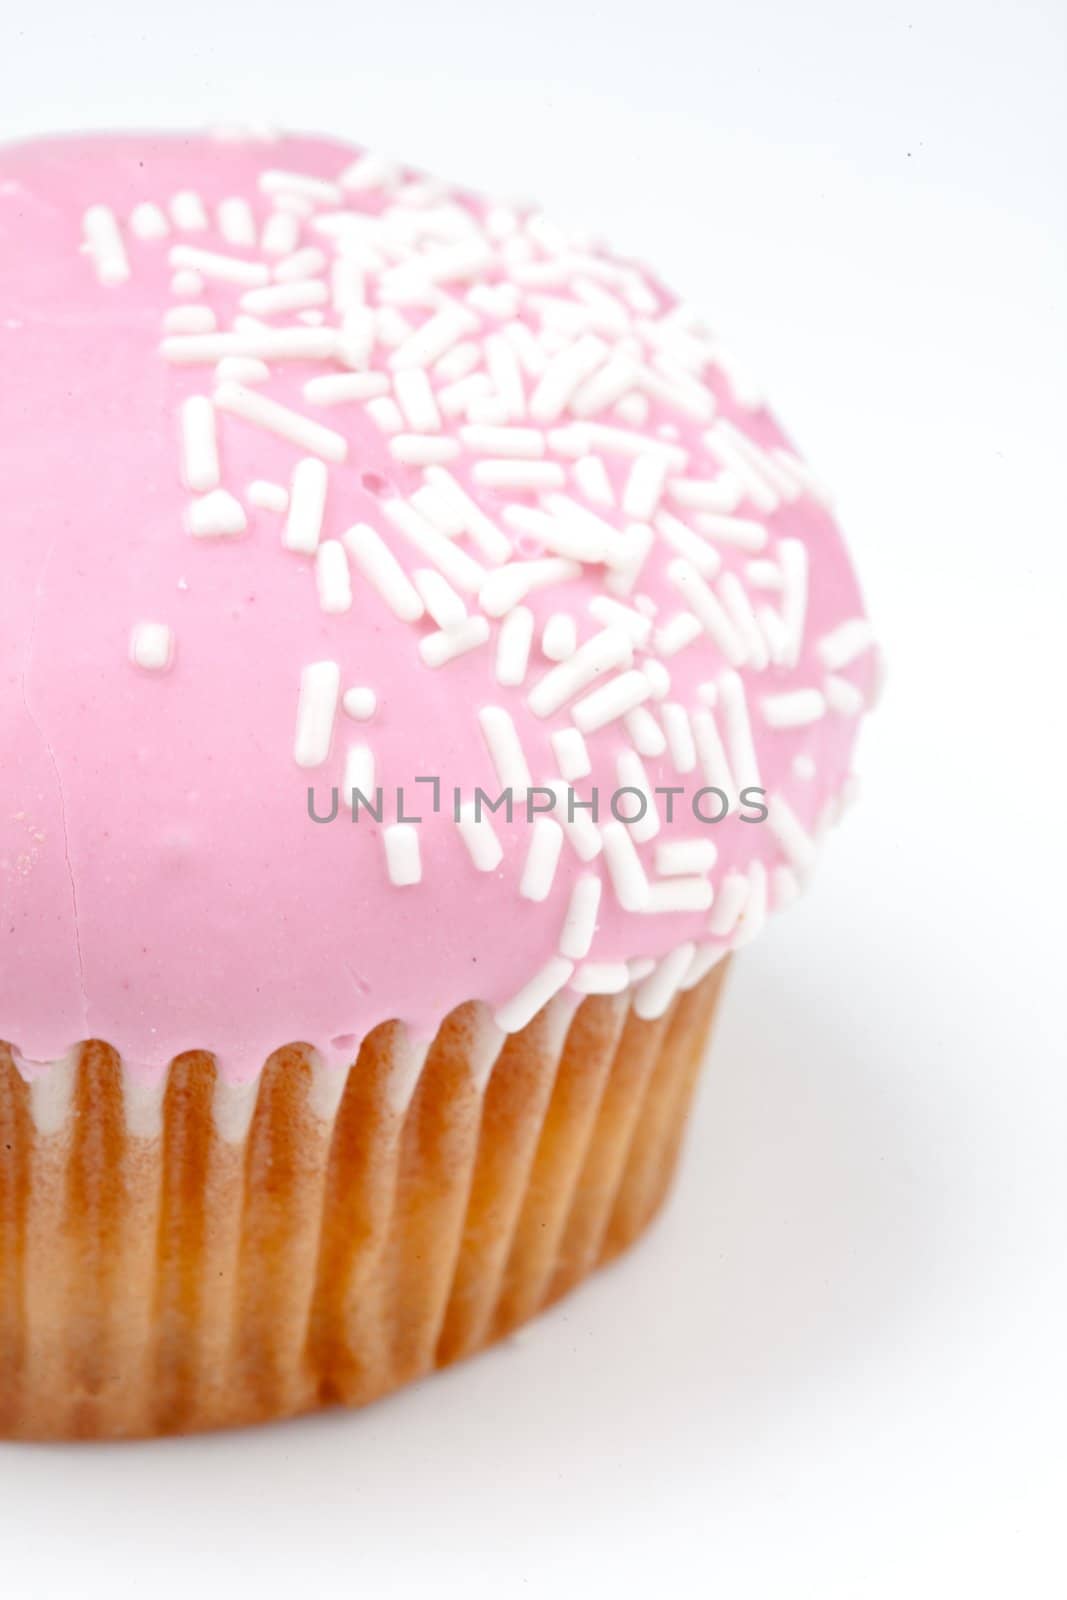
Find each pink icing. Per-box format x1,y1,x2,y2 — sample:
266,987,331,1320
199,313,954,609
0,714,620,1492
0,132,876,1081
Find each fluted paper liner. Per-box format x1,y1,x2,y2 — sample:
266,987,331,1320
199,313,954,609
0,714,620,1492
0,961,728,1439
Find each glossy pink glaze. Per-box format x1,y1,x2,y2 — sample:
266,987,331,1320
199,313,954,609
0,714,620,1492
0,132,875,1080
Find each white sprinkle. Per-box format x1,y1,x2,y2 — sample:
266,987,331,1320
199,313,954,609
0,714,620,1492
502,320,549,376
342,744,376,809
616,749,660,842
570,354,640,417
479,706,532,796
551,726,591,782
273,249,327,288
284,458,329,553
366,396,404,434
548,780,603,863
472,459,566,491
680,941,727,991
559,874,601,960
384,823,421,887
461,424,545,458
520,818,565,901
422,467,513,563
717,670,762,794
303,372,389,406
382,499,486,593
215,382,347,462
772,864,802,911
667,475,742,514
661,702,697,774
394,367,441,432
185,488,247,539
434,341,481,383
634,943,696,1020
343,686,376,721
170,269,204,298
413,568,467,629
824,673,865,717
330,256,365,314
655,613,703,657
170,243,268,287
600,819,650,911
577,422,688,471
779,539,809,668
762,688,827,728
691,706,735,799
527,626,633,718
793,753,817,781
639,361,714,422
622,453,668,520
163,328,338,365
624,705,666,758
494,957,575,1033
704,425,779,512
260,169,342,206
747,558,783,588
391,305,474,372
479,558,582,618
179,396,220,492
261,209,300,257
708,873,749,937
616,393,650,426
818,618,875,670
643,660,671,699
495,605,535,686
217,197,257,247
339,152,402,193
343,523,425,623
420,616,491,668
732,861,768,947
129,201,168,240
129,621,173,672
572,962,630,995
655,838,718,877
541,612,577,661
294,661,340,768
666,559,746,665
164,305,216,335
644,879,713,914
247,479,289,512
169,191,208,232
718,420,800,501
604,521,653,596
82,205,129,285
588,595,652,647
719,573,769,670
337,304,376,369
240,278,328,316
758,606,791,666
654,511,722,578
572,669,651,734
530,334,609,423
695,512,768,552
457,801,504,873
389,434,461,466
315,540,352,613
572,454,615,507
766,794,818,875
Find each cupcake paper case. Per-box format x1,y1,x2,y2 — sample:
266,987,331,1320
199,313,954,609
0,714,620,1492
0,131,878,1438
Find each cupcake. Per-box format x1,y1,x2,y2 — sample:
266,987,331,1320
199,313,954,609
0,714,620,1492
0,131,878,1438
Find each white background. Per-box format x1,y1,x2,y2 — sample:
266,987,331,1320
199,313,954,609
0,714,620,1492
1,2,1065,1594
